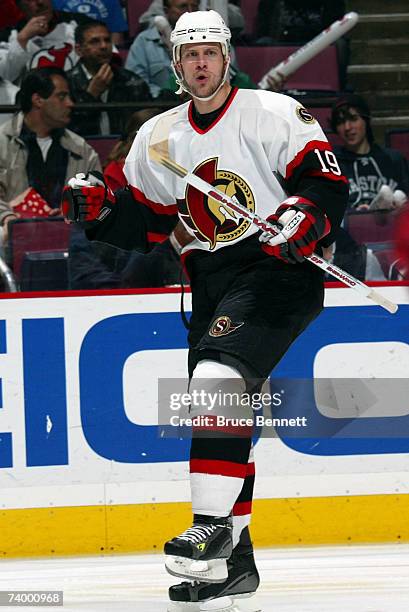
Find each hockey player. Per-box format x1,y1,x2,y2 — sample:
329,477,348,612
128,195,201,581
62,10,348,610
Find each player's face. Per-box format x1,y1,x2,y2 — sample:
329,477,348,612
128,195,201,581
39,75,74,129
179,43,226,100
77,26,113,70
19,0,53,20
335,107,368,151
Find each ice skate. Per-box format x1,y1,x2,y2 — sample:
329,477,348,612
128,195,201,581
165,515,233,583
167,544,261,611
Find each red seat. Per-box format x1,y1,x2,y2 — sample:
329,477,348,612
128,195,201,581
127,0,153,38
7,218,71,280
235,45,340,91
385,129,409,161
373,249,407,280
87,136,119,166
345,211,396,245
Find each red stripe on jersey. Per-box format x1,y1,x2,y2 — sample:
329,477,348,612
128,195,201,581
188,87,239,135
190,459,247,479
246,462,255,476
129,185,178,215
285,140,333,180
303,168,348,184
233,501,252,516
147,232,168,243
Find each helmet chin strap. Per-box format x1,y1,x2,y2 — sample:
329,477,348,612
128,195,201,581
172,58,231,103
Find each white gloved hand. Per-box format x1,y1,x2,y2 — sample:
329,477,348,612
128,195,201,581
369,185,394,211
67,172,105,190
393,190,408,208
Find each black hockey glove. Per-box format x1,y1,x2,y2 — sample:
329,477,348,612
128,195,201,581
61,171,116,229
259,197,331,264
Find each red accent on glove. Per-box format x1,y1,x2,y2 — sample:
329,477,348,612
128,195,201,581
262,197,331,264
61,174,115,227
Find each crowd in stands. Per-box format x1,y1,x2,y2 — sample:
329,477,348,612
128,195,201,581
0,0,408,291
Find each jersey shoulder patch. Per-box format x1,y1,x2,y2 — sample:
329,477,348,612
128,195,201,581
295,105,316,125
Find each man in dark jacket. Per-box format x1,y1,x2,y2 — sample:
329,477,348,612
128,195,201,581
67,20,151,136
331,94,409,211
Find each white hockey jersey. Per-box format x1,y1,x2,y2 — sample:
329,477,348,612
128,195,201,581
2,22,78,84
125,88,345,253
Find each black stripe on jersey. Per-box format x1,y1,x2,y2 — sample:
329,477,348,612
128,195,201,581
283,141,349,246
235,473,255,504
190,437,252,465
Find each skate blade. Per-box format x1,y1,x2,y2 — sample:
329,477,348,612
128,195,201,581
165,556,228,583
167,598,236,612
167,594,262,612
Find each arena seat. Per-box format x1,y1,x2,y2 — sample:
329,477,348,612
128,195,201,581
385,129,409,161
7,218,71,290
87,136,119,166
127,0,153,38
345,211,396,245
373,249,406,280
235,45,340,91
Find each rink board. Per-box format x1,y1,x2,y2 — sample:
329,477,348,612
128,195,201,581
0,285,409,556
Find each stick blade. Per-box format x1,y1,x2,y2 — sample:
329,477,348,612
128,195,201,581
149,109,180,151
367,289,399,314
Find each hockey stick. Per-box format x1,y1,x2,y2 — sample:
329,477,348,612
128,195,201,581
148,112,398,314
258,12,359,89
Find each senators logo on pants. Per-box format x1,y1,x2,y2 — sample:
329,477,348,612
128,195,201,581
209,316,244,338
179,158,255,250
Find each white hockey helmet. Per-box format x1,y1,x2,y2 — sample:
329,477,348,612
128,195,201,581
171,10,231,64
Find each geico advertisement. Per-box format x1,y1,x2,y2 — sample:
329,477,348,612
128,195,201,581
0,286,408,509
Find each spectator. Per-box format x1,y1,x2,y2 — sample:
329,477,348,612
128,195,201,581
0,1,23,30
104,108,161,192
0,0,94,84
0,67,100,240
51,0,128,45
0,77,19,125
126,0,200,98
138,0,245,42
330,95,409,211
67,20,151,136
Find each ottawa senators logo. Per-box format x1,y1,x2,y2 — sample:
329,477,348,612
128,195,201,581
209,316,244,338
179,158,255,250
296,105,316,124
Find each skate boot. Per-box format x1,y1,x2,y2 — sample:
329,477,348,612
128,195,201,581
167,544,261,612
165,515,233,583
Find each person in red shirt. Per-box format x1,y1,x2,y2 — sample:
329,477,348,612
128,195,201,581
103,109,161,193
0,1,23,30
